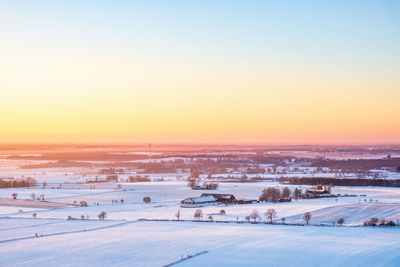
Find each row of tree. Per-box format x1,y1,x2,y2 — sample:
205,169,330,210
258,187,303,202
282,177,400,187
0,178,37,188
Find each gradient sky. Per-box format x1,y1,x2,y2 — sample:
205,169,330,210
0,0,399,144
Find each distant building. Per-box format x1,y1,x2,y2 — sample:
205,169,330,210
306,185,331,196
181,196,217,205
200,193,236,204
181,193,237,207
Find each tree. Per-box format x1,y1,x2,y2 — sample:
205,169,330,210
303,212,311,225
11,193,17,200
208,215,213,221
265,209,276,224
219,209,226,215
80,201,88,207
31,193,36,201
98,211,106,220
249,210,260,223
281,217,286,224
175,210,181,221
42,182,47,189
194,209,203,220
293,188,302,199
337,218,345,226
32,213,37,219
281,187,291,199
143,197,151,203
259,187,281,202
190,168,201,178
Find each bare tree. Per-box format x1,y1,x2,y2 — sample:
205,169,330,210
293,188,303,200
281,187,291,199
194,209,203,220
98,211,106,220
175,210,181,221
337,218,345,226
249,210,260,223
265,208,277,224
303,212,311,225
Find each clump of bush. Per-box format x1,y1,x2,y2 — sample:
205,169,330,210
363,218,396,227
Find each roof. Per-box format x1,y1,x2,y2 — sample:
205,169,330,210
184,196,217,203
201,193,235,199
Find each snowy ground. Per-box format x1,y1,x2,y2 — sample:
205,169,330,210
0,220,399,267
1,155,400,266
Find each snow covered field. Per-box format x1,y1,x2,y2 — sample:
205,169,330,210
0,220,399,267
1,155,400,266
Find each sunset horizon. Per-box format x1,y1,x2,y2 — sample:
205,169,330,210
1,1,399,145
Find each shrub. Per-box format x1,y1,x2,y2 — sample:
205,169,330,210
303,212,311,225
194,209,203,220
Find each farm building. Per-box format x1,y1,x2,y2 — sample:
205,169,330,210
181,196,217,205
181,193,237,207
200,193,236,204
306,185,332,196
236,198,258,204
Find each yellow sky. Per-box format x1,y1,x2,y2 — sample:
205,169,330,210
0,1,399,144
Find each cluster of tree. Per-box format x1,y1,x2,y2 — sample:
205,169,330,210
20,160,93,169
311,158,400,172
245,167,266,174
1,178,37,188
258,187,292,202
106,175,118,181
100,168,124,174
363,218,397,227
30,193,45,201
282,177,400,187
245,209,277,223
188,180,219,190
129,175,151,182
111,199,124,204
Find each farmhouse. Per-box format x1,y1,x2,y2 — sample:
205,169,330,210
306,185,331,196
236,198,258,204
181,196,217,205
181,193,237,207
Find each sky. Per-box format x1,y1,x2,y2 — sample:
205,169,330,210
0,0,399,144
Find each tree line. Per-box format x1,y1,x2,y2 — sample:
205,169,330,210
281,177,400,187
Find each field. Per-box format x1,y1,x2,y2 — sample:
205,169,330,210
1,146,400,266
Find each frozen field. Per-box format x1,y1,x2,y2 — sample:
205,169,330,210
1,157,400,266
0,220,399,267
